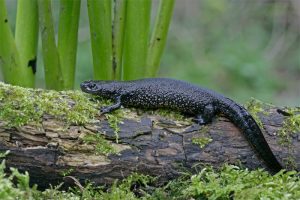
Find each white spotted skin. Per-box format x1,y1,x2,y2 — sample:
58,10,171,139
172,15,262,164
89,78,220,114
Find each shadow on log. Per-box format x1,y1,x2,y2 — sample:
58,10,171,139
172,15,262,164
0,84,299,189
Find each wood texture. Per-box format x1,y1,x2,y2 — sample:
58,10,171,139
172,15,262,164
0,101,299,189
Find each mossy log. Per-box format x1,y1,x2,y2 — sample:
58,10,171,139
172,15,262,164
0,83,299,189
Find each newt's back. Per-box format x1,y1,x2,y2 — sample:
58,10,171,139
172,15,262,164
121,78,221,114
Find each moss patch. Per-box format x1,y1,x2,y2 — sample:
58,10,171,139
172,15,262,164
277,107,300,169
155,109,187,122
2,159,300,200
59,168,74,177
179,166,299,200
245,98,271,129
192,136,213,148
105,111,125,143
88,97,126,143
278,107,300,144
191,126,212,148
0,83,98,127
82,133,116,155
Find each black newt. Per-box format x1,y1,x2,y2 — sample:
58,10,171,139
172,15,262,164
80,78,282,173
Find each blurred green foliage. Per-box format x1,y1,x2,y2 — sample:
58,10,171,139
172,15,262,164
161,0,300,105
3,0,300,105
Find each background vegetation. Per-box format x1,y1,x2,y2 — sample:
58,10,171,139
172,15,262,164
2,0,300,105
162,0,300,106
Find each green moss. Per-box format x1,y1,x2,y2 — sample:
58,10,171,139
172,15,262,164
59,168,74,177
191,126,212,149
105,109,126,143
1,157,300,200
180,165,299,200
245,98,271,129
155,109,186,121
192,137,213,148
0,152,38,200
64,165,300,200
199,125,210,134
60,91,99,124
82,133,116,155
105,113,122,143
0,83,40,127
278,107,300,145
0,82,98,127
70,172,152,200
276,107,300,168
87,97,125,143
0,150,9,158
245,99,300,147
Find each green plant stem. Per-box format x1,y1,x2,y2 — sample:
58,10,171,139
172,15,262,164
146,0,175,77
38,0,64,90
58,0,81,89
0,0,34,87
15,0,39,87
122,0,152,80
87,0,113,80
112,0,126,80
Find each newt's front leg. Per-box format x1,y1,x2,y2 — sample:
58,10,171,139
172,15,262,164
100,96,122,114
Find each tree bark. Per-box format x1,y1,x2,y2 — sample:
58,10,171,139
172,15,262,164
0,90,299,189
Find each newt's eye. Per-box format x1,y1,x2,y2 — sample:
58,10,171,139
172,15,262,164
89,83,97,90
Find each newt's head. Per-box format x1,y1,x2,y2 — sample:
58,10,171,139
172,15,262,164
80,80,123,98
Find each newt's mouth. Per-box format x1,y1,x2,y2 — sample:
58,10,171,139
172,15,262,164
80,81,98,93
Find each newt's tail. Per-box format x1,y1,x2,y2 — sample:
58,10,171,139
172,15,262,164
218,98,282,173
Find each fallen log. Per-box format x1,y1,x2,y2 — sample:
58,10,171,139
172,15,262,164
0,83,299,189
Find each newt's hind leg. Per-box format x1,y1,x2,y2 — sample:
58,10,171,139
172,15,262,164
193,104,216,125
